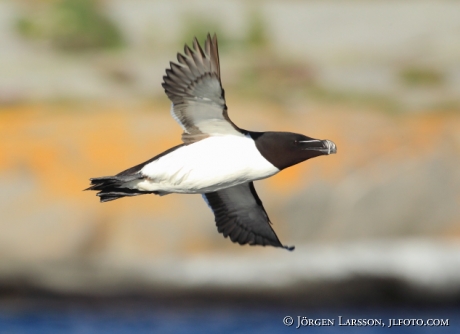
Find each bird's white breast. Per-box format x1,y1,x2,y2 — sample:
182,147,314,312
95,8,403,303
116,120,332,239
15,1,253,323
135,135,279,194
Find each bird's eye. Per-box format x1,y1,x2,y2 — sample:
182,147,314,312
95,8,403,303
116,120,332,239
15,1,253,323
294,139,299,144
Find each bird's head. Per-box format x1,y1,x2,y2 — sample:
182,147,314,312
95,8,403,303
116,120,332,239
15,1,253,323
252,131,337,170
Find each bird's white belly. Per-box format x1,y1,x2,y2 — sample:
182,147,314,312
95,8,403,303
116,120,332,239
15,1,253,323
135,135,279,194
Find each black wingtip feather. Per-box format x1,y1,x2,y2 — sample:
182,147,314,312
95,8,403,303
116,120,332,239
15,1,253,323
192,37,206,58
285,245,295,252
98,195,120,203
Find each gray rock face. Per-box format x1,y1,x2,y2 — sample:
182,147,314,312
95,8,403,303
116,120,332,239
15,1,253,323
284,146,460,242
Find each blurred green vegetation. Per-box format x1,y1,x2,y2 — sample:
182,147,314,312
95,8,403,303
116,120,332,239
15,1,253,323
236,56,315,103
180,16,233,50
11,3,457,113
179,9,269,51
179,15,403,112
306,86,402,113
244,11,269,50
236,63,402,113
399,66,445,87
16,0,124,52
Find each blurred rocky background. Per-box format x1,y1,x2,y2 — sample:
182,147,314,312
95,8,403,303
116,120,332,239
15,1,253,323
0,0,459,316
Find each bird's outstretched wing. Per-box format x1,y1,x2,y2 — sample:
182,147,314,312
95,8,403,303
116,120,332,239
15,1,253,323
203,182,295,251
162,34,244,144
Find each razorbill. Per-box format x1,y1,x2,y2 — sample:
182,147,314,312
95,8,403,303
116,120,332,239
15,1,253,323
87,34,336,251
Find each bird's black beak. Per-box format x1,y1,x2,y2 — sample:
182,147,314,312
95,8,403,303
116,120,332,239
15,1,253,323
299,139,337,155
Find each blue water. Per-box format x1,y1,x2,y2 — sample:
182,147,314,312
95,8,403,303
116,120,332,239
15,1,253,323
0,301,458,334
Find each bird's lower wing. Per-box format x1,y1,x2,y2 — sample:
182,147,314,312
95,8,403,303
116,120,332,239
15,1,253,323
202,182,294,251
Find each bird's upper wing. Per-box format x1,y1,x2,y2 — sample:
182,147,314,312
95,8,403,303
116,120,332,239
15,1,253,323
203,182,294,251
162,34,244,144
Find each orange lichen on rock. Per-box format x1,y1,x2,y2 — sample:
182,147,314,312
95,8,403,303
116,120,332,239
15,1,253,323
0,102,459,258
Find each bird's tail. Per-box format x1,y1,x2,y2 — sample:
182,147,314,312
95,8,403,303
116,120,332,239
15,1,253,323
85,175,157,202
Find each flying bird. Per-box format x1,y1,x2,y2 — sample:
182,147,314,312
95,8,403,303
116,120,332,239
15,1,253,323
87,34,336,251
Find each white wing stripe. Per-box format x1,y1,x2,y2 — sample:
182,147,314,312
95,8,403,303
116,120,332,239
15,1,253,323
170,103,187,132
